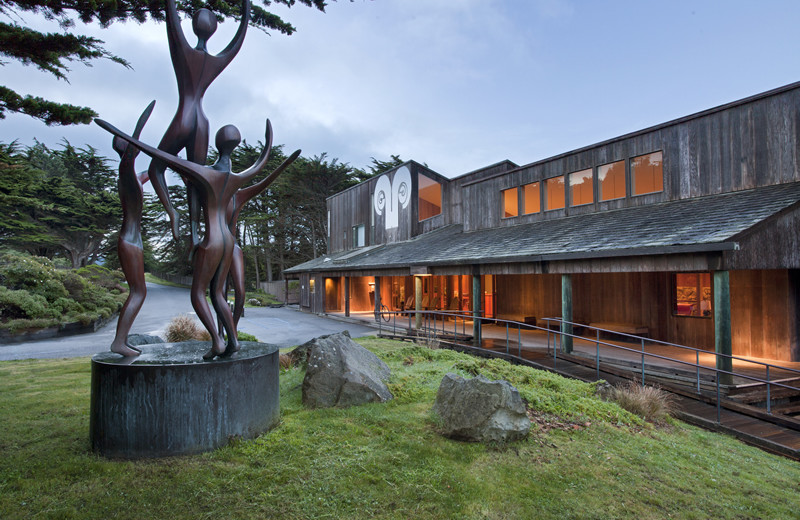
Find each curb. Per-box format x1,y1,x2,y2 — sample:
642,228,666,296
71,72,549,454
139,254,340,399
0,312,117,345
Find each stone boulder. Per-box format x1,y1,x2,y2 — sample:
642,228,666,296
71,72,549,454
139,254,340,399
433,373,530,443
289,331,348,368
302,332,393,408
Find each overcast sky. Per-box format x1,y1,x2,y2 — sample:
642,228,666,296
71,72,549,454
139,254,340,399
4,0,800,178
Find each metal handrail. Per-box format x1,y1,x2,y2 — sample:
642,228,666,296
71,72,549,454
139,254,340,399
376,309,800,421
542,317,800,378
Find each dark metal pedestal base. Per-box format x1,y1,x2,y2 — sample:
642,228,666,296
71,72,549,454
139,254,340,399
90,341,279,458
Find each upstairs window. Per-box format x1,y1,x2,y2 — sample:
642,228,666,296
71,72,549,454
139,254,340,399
523,182,540,214
545,176,565,210
418,173,442,221
502,187,519,218
674,272,712,318
352,224,365,248
599,160,625,201
569,168,593,206
632,151,663,196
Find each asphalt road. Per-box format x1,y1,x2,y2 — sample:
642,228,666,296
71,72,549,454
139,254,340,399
0,282,376,361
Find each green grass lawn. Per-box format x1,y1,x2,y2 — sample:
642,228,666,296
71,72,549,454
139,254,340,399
2,337,799,519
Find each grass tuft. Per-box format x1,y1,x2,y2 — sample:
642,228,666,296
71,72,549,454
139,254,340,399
164,314,202,342
611,381,674,423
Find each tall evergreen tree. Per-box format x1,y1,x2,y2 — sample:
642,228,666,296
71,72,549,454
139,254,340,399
0,140,121,266
1,0,327,125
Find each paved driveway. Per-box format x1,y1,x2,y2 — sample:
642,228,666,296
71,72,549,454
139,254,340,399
0,282,376,361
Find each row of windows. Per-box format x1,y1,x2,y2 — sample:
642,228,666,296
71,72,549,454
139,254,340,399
502,151,664,218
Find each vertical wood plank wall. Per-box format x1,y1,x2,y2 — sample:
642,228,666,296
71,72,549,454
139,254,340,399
461,86,800,232
495,271,797,360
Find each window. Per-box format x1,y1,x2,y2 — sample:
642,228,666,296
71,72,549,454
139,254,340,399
569,168,593,206
598,160,625,201
502,187,518,218
523,182,540,214
418,173,442,221
544,176,565,210
352,224,365,248
632,151,663,196
674,273,712,317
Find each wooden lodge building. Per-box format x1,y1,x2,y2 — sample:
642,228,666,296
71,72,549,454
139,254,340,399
285,82,800,364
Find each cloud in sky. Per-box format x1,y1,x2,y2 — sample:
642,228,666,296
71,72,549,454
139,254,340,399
3,0,800,177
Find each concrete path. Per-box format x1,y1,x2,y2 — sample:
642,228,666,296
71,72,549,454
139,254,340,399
0,282,376,361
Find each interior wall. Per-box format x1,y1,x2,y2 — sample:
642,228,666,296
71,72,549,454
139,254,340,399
349,276,375,312
324,277,342,312
730,269,798,361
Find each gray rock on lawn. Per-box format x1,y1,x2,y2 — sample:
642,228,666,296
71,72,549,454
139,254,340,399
302,332,393,408
289,331,353,368
433,373,530,443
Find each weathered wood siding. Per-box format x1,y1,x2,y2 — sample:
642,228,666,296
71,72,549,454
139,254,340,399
462,84,800,232
724,204,800,270
326,162,456,254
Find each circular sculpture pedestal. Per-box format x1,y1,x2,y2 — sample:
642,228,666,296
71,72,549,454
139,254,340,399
90,341,279,458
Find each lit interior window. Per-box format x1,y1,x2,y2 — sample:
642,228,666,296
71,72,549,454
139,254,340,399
569,168,593,206
674,273,712,317
418,173,442,221
632,151,663,196
598,160,625,201
502,187,518,218
523,182,540,214
545,176,565,210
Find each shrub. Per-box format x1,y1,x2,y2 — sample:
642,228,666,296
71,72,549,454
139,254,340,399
1,317,60,333
611,381,674,423
0,251,68,301
0,286,59,321
238,331,259,342
75,264,125,291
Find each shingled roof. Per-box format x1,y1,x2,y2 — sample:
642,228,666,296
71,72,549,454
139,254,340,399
286,181,800,273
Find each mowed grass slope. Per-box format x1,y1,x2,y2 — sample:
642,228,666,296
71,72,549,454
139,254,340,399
1,337,799,519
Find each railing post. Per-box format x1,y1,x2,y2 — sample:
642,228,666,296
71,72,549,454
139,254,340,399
716,372,721,424
595,329,601,380
506,323,509,355
518,325,521,358
766,365,771,414
547,326,550,355
641,337,646,386
696,350,700,393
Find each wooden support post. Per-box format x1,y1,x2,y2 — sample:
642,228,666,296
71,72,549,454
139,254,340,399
414,276,423,330
373,276,381,322
344,276,350,317
714,270,733,385
473,272,482,347
790,269,800,362
561,274,573,353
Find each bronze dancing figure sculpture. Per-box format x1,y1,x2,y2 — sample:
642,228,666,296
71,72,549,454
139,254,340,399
109,101,156,357
148,0,250,245
96,117,299,360
224,149,301,330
